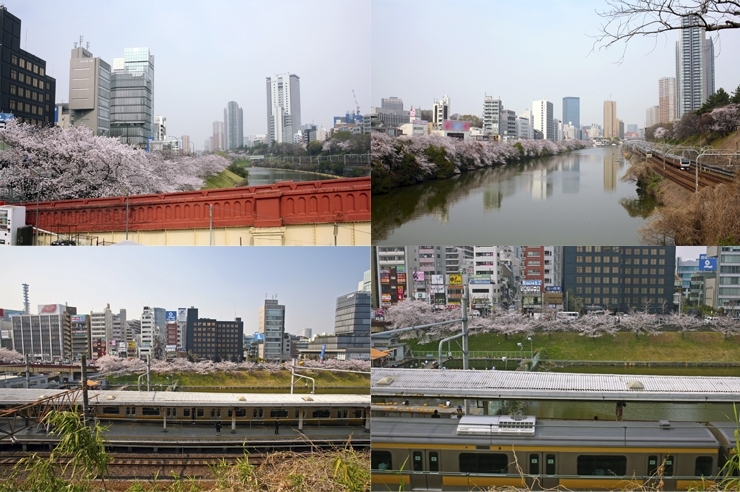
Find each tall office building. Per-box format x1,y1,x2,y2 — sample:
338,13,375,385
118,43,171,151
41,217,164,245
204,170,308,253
139,306,165,359
181,135,191,154
11,304,75,361
185,307,244,362
224,101,244,150
212,121,224,151
381,97,404,111
532,100,554,141
658,77,676,123
109,47,154,147
0,6,56,126
676,15,714,118
266,73,301,144
562,97,580,130
153,115,166,140
258,299,285,362
482,96,502,135
603,100,618,138
563,246,676,313
69,46,110,136
432,95,450,130
646,106,660,128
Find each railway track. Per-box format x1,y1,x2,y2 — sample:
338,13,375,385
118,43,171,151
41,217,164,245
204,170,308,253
646,157,734,192
0,452,265,479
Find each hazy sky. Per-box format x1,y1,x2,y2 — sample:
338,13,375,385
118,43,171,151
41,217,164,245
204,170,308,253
676,246,707,261
372,0,740,129
0,247,370,336
6,0,370,151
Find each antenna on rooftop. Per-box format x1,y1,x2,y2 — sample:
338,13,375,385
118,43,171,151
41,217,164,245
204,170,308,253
86,42,90,50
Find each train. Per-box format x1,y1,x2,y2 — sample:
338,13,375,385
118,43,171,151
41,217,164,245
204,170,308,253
0,388,370,429
371,415,739,491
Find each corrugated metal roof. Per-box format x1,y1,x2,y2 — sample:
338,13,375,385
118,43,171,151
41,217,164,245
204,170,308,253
0,388,370,407
372,369,740,402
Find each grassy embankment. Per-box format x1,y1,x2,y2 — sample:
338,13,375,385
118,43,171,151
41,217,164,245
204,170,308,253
106,370,369,390
410,331,740,363
203,168,244,189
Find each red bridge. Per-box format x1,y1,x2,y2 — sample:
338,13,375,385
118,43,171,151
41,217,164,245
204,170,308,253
24,178,370,234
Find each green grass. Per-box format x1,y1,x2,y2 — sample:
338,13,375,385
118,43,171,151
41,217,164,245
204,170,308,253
107,370,369,389
203,169,244,189
411,331,740,362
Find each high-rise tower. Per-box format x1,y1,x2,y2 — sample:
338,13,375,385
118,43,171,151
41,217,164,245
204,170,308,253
266,73,301,144
109,48,154,147
676,15,714,118
224,101,244,149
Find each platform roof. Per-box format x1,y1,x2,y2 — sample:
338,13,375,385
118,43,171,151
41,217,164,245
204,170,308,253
372,368,740,402
0,388,370,407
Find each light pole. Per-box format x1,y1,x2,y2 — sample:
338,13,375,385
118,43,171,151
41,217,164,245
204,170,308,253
527,336,533,359
517,342,524,360
502,356,507,371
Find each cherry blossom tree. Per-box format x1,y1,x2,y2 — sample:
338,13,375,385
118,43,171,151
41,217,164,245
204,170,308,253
0,347,24,363
0,120,229,202
711,315,740,340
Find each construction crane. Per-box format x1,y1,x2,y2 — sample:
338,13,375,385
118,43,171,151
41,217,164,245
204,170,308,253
352,89,360,116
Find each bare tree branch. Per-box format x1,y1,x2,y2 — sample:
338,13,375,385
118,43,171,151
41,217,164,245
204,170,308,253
593,0,740,55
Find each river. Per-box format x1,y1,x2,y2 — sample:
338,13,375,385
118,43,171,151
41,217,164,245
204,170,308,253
246,167,337,186
372,146,656,245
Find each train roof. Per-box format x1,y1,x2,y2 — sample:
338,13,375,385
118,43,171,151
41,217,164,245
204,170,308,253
373,368,740,402
0,388,370,407
371,417,720,449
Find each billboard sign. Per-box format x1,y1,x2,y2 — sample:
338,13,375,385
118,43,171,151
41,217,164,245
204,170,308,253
415,292,427,300
412,271,425,282
380,270,390,284
71,314,87,323
700,256,717,272
520,286,541,293
177,308,187,322
449,274,463,285
442,119,471,132
431,274,444,285
253,333,264,342
545,286,563,293
1,330,9,339
522,279,542,286
0,113,15,122
320,344,326,362
165,311,177,323
397,273,406,284
38,304,60,315
469,275,491,284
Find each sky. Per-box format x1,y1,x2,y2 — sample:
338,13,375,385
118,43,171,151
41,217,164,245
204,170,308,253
676,246,707,261
5,0,370,151
372,0,740,129
0,247,370,336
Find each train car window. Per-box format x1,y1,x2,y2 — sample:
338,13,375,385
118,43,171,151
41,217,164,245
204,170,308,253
429,452,439,472
142,407,160,416
413,451,423,471
295,409,299,418
648,455,658,476
545,454,556,475
210,409,222,418
270,409,289,418
197,409,204,417
313,410,331,418
576,455,627,476
459,453,508,474
253,409,264,418
102,406,119,414
695,456,713,477
354,410,363,418
183,409,190,417
234,409,246,417
529,454,539,475
372,451,392,470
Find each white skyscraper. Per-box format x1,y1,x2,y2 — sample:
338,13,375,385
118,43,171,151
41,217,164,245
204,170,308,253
266,73,301,144
433,95,450,130
676,15,715,118
532,100,554,141
482,96,502,135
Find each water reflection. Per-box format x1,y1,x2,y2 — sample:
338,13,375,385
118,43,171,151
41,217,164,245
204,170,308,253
246,167,337,186
372,147,647,245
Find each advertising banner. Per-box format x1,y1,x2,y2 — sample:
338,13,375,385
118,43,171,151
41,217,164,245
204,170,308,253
449,274,463,285
177,308,187,322
71,314,87,323
442,119,471,132
397,286,405,300
469,275,492,284
38,304,60,315
380,270,390,284
412,271,425,282
545,286,563,293
398,273,406,284
166,311,177,323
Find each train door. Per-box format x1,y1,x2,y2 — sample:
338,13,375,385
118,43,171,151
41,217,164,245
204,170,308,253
125,406,136,419
408,450,442,490
526,452,559,490
646,454,675,490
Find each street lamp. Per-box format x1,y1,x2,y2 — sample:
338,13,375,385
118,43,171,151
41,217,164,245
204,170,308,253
502,356,507,371
527,336,533,359
517,342,524,360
